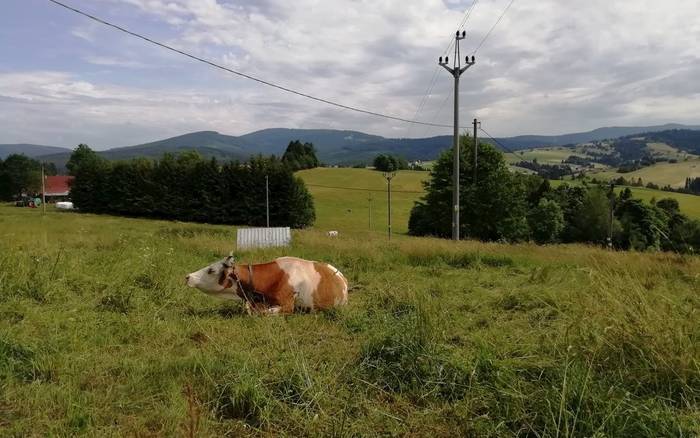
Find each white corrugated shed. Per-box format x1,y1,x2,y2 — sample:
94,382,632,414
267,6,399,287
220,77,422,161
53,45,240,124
237,227,291,249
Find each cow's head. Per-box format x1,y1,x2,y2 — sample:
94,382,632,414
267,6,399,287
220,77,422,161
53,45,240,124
185,255,238,296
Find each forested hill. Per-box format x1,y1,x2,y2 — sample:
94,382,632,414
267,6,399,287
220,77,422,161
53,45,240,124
642,129,700,154
4,124,700,166
0,144,71,159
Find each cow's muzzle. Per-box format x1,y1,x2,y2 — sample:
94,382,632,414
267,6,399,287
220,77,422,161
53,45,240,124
185,274,195,287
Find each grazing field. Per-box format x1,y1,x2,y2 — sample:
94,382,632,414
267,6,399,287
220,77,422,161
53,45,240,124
0,205,698,436
297,167,427,234
549,180,700,219
504,147,584,165
297,169,700,236
590,158,700,188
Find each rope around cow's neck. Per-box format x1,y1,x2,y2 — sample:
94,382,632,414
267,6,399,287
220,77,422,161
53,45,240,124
232,263,263,315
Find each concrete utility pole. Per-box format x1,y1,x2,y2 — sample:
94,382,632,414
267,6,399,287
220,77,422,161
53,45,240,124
383,171,396,239
41,162,46,215
439,30,475,241
473,118,480,184
368,192,373,231
265,175,270,227
607,182,615,249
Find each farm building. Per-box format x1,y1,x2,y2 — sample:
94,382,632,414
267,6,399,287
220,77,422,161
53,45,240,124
43,175,74,202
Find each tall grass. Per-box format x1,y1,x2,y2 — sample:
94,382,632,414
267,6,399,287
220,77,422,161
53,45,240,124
0,205,698,436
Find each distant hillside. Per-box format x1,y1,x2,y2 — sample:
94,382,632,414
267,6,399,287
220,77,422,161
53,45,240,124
106,131,249,159
33,130,455,167
15,123,700,168
493,123,700,150
643,129,700,155
34,132,250,170
0,144,71,159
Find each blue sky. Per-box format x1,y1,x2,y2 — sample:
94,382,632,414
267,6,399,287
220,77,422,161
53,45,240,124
1,0,699,149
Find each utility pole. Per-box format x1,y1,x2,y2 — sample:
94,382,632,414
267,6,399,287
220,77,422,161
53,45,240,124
439,30,475,241
265,175,270,227
41,162,46,215
368,192,373,231
607,182,615,249
383,171,396,239
473,118,480,184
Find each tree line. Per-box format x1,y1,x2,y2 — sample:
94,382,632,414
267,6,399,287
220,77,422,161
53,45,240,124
281,140,320,171
0,154,57,201
373,154,409,172
68,144,316,228
409,136,700,253
594,175,700,196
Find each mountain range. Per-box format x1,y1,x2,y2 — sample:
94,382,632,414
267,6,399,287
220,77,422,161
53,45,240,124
3,123,699,167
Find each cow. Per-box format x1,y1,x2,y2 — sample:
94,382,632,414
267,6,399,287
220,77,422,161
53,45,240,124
327,230,339,237
185,255,348,315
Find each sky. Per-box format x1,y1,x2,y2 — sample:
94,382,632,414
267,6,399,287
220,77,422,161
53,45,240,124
0,0,699,150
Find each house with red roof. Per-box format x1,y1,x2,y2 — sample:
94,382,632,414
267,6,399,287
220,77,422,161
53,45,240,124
43,175,74,202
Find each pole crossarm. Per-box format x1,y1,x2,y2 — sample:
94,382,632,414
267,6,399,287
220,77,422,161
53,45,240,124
439,64,455,75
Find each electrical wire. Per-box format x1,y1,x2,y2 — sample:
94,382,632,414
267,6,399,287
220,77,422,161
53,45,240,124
478,126,523,161
46,0,456,129
306,183,425,194
407,0,480,137
470,0,515,55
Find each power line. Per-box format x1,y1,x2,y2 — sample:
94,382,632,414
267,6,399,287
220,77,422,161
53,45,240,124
478,126,523,161
408,0,480,135
46,0,456,129
470,0,516,55
305,183,425,194
445,0,481,56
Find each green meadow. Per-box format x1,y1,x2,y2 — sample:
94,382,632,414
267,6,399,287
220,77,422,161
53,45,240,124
298,167,428,234
0,201,698,436
503,147,585,165
590,158,700,188
549,179,700,220
297,168,700,238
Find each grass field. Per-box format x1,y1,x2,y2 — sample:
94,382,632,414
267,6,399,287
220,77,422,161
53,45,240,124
590,158,700,188
298,167,428,234
550,180,700,219
646,142,697,160
504,147,584,165
297,169,700,237
1,205,699,436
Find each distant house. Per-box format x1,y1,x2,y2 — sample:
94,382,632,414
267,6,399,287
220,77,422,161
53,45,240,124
43,176,74,202
408,160,424,170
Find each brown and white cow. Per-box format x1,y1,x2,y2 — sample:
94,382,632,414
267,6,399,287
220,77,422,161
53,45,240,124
185,256,348,314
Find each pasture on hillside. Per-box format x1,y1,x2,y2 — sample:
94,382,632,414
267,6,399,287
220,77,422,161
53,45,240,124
504,147,586,165
590,158,700,188
298,167,428,234
299,168,700,237
0,205,698,436
549,179,700,220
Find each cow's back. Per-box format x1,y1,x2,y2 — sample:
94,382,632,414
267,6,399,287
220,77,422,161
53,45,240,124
275,257,348,310
311,262,348,309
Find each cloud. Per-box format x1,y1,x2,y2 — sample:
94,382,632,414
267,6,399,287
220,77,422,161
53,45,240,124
84,55,149,68
4,0,700,148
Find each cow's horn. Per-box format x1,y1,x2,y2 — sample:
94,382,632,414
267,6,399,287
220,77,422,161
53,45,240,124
224,252,235,267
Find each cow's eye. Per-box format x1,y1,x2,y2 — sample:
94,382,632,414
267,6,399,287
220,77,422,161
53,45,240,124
207,268,215,275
